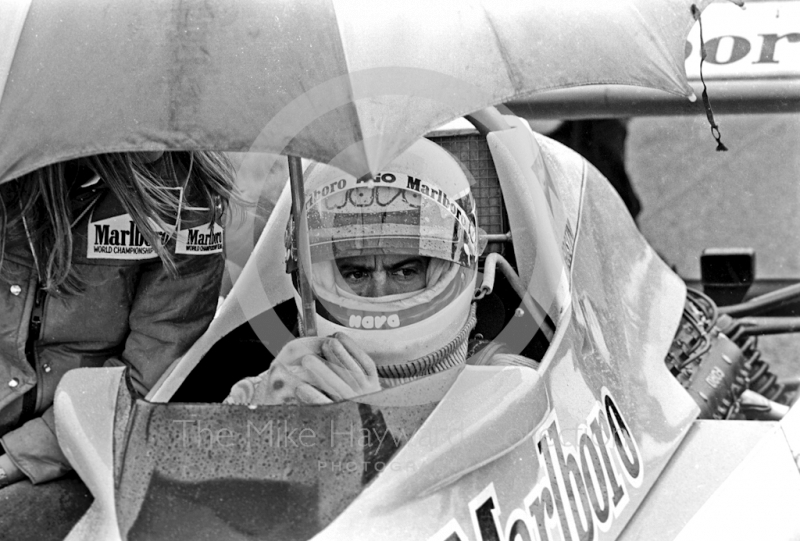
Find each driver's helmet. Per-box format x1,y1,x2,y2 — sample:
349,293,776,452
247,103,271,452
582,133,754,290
286,138,480,367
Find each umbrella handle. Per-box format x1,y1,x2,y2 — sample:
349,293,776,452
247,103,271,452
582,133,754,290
288,155,317,336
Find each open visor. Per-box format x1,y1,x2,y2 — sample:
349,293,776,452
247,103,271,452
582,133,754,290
304,182,479,269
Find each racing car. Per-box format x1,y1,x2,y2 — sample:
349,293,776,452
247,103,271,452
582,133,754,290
54,97,800,539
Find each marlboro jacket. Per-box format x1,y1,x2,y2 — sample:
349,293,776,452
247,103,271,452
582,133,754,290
0,179,224,484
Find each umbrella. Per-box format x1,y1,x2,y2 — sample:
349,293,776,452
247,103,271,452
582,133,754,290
0,0,711,185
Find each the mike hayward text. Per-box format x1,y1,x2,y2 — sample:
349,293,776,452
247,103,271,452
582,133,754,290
172,419,409,452
171,418,555,455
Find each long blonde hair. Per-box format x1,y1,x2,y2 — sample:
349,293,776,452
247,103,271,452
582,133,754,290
0,151,236,294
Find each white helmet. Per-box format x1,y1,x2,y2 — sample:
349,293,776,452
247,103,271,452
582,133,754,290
286,138,480,367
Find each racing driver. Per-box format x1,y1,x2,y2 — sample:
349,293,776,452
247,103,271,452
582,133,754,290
226,138,530,406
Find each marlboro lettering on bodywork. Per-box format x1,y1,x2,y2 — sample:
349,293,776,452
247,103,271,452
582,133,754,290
87,214,166,260
432,391,642,541
176,222,224,255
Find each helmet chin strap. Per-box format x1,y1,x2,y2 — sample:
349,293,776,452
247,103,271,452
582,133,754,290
294,303,477,384
376,303,477,386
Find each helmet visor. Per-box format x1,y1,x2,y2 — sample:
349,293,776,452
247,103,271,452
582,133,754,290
305,182,479,269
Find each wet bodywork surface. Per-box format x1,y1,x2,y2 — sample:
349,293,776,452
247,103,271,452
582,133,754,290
114,393,436,541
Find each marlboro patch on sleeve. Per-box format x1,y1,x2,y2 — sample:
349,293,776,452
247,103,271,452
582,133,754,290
176,222,224,255
87,213,161,260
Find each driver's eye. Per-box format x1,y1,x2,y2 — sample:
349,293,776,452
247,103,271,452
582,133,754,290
393,267,420,280
343,270,368,282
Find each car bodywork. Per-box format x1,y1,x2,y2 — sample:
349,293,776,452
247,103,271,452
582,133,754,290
55,110,800,540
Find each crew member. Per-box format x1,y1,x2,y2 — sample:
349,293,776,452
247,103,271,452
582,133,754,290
0,151,235,487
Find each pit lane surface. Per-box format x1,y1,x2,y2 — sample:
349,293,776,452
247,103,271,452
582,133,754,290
631,112,800,379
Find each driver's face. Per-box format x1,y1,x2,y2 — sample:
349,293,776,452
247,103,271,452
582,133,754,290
335,255,429,297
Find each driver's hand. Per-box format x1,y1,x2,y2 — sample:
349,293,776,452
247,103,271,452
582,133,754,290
224,333,380,406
